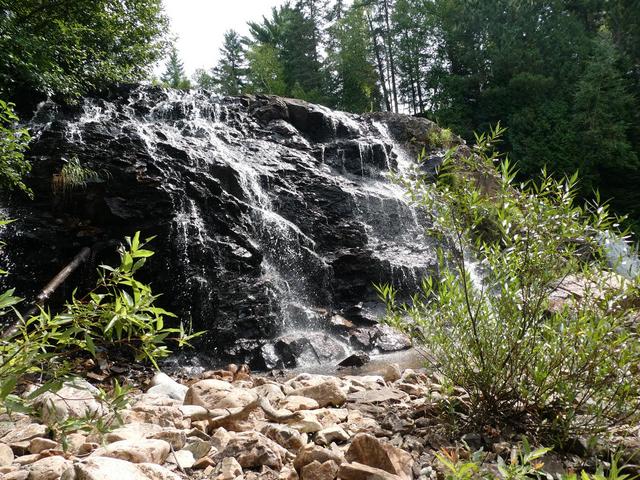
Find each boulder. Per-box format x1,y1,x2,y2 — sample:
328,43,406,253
34,379,107,424
338,462,402,480
166,449,195,469
0,442,14,466
92,439,170,464
73,457,148,480
345,433,413,480
184,379,256,410
280,396,320,412
0,423,48,445
28,456,73,480
28,437,59,454
212,457,243,480
301,460,339,480
290,381,346,408
261,423,307,452
219,431,289,469
315,426,350,446
104,423,163,443
294,444,343,472
338,352,370,368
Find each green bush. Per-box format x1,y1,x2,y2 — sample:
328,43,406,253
379,125,640,444
0,99,31,196
0,232,202,409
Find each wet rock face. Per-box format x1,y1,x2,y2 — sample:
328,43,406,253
2,85,444,365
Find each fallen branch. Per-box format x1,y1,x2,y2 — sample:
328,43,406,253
204,396,304,430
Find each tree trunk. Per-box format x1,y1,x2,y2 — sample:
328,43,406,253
366,12,391,111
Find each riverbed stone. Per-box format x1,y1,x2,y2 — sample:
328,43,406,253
92,439,170,464
301,460,339,480
0,443,14,466
28,456,73,480
280,396,320,412
290,380,346,408
218,431,289,469
184,379,257,410
315,426,350,446
345,433,413,480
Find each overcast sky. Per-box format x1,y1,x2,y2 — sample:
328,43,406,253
157,0,290,77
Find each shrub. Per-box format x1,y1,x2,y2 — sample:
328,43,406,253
0,232,202,409
0,99,31,196
379,125,640,444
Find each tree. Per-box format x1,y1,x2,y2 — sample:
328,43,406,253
245,44,287,95
211,30,247,96
192,69,216,90
0,0,169,103
326,3,379,112
161,46,191,90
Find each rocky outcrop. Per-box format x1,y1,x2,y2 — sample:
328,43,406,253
1,86,450,367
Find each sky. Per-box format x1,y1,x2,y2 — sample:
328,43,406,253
157,0,290,77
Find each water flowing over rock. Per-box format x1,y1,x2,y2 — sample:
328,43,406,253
2,85,447,368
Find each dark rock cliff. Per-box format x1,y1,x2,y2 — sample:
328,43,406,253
1,85,452,368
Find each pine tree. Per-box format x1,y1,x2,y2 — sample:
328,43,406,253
161,45,191,89
573,31,638,190
211,30,247,96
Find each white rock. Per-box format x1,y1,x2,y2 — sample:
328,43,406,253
184,379,256,410
92,439,170,464
146,375,187,402
0,442,14,466
315,426,350,446
136,463,183,480
34,379,107,424
74,457,182,480
212,457,243,480
280,396,320,412
0,423,48,444
28,456,73,480
104,424,163,444
289,380,346,408
252,383,286,403
165,449,195,469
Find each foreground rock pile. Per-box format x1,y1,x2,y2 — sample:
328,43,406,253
0,364,446,480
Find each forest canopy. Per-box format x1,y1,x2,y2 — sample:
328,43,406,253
193,0,640,230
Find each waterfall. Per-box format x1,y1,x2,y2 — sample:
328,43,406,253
3,86,442,368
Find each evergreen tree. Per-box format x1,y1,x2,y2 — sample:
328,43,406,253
327,3,379,112
161,46,191,90
211,30,247,96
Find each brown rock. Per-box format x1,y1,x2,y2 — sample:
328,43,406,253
338,462,402,480
301,460,338,480
192,456,216,470
345,433,413,480
219,431,289,470
294,444,343,472
28,438,59,454
212,457,243,480
261,424,307,452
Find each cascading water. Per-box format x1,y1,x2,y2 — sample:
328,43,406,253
2,85,447,369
